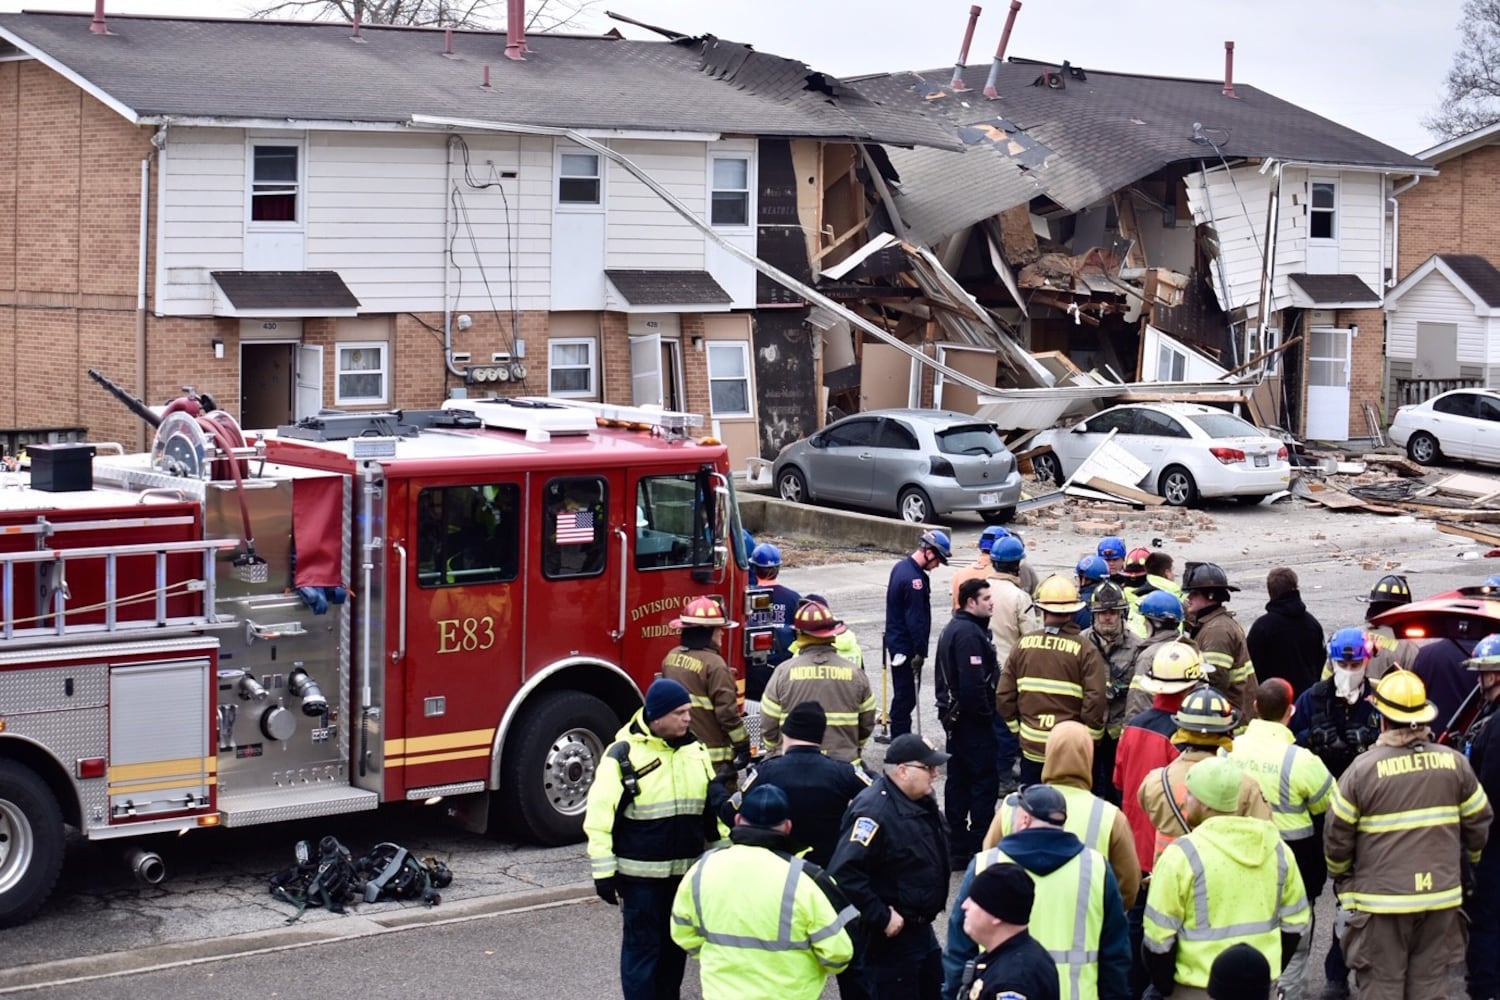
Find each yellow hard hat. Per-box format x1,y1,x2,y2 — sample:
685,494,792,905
1372,670,1437,725
1033,574,1085,613
1140,642,1204,694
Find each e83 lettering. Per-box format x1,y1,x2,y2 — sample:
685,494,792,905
437,616,496,654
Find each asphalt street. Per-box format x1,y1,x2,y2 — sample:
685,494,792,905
0,495,1491,996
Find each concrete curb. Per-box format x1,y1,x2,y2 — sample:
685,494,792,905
738,494,936,550
0,883,595,994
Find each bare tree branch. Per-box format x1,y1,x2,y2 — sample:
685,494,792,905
1425,0,1500,140
246,0,605,30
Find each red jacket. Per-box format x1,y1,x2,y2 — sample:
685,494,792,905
1113,692,1186,873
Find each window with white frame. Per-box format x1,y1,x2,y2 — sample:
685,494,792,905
335,342,388,404
1310,180,1337,240
250,144,300,224
558,152,602,206
710,157,751,227
706,341,752,416
549,338,597,397
1156,342,1187,382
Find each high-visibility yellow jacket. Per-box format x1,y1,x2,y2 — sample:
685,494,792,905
978,842,1108,1000
1325,733,1492,914
1144,814,1310,989
1229,718,1334,841
584,711,719,880
1125,576,1183,636
670,834,855,1000
788,628,865,668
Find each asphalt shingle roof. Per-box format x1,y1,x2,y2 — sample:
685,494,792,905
1287,273,1381,306
854,59,1428,244
211,270,361,311
0,12,958,149
604,269,732,306
1438,255,1500,308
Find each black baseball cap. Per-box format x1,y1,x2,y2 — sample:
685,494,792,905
886,734,951,767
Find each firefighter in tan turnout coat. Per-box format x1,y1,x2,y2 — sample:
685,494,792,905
761,599,875,764
996,574,1109,787
661,596,749,770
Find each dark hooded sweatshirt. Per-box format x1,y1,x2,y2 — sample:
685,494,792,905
942,826,1131,1000
1245,590,1324,695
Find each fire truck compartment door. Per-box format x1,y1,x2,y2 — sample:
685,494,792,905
109,658,212,820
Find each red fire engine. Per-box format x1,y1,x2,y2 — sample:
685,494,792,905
0,380,767,927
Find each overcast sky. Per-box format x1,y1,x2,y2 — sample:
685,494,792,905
0,0,1470,154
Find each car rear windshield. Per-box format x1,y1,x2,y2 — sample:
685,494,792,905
936,424,1006,456
1186,413,1262,438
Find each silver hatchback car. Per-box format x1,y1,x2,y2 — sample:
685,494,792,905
771,409,1023,523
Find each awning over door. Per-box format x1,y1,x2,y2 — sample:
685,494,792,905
1287,273,1382,309
210,271,361,318
604,269,733,313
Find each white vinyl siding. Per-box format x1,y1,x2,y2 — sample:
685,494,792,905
156,128,246,314
156,128,553,316
606,140,706,270
1386,271,1488,363
1335,172,1384,286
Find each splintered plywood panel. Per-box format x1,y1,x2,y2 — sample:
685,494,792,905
1070,435,1150,489
1431,473,1500,500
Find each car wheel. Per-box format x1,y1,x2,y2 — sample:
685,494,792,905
1031,452,1063,485
777,466,809,504
897,486,934,523
1158,465,1200,507
980,508,1015,525
1406,432,1441,466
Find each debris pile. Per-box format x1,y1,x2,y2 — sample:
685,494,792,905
1295,454,1500,545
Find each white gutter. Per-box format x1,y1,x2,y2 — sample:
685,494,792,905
1199,157,1438,178
1388,176,1422,288
139,115,724,142
410,114,1050,396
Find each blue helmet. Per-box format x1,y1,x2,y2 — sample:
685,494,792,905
1097,536,1126,561
1075,555,1109,584
991,536,1026,564
1485,576,1500,589
1467,633,1500,671
750,543,782,569
1140,590,1184,624
1328,627,1371,664
919,529,952,564
979,525,1010,553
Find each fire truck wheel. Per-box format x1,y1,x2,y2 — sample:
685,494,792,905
499,691,618,845
0,760,64,929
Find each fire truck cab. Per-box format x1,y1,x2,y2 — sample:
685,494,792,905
0,393,759,927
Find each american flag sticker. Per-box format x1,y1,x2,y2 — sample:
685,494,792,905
555,509,595,545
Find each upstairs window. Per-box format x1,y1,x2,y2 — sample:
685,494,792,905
559,152,601,206
710,157,751,226
1310,181,1337,240
251,145,299,223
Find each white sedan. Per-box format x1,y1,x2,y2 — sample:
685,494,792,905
1029,402,1290,506
1389,388,1500,467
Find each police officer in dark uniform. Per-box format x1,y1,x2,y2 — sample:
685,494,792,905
956,862,1059,1000
884,530,951,738
1464,634,1500,1000
728,702,871,867
829,733,952,999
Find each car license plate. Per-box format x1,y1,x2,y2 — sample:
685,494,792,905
979,491,999,505
1254,454,1269,467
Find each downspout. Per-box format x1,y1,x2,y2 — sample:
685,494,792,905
1254,159,1281,371
441,135,465,382
138,126,165,452
410,115,1040,395
1389,175,1422,288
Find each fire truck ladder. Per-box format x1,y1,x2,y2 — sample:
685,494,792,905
0,521,238,646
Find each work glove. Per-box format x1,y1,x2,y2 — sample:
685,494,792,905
594,877,618,906
910,654,926,674
731,743,752,772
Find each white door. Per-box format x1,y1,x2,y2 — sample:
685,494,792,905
1307,327,1351,441
295,344,323,419
629,333,662,406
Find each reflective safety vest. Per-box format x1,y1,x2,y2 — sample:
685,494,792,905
997,784,1118,861
1142,816,1310,989
1229,719,1334,841
977,844,1106,1000
583,711,718,880
670,842,855,1000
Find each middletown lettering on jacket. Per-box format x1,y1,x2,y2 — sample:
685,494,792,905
1015,634,1083,655
787,664,857,681
1375,752,1459,778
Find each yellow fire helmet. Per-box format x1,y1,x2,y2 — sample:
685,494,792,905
1371,669,1438,725
1140,642,1204,694
1033,574,1085,614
